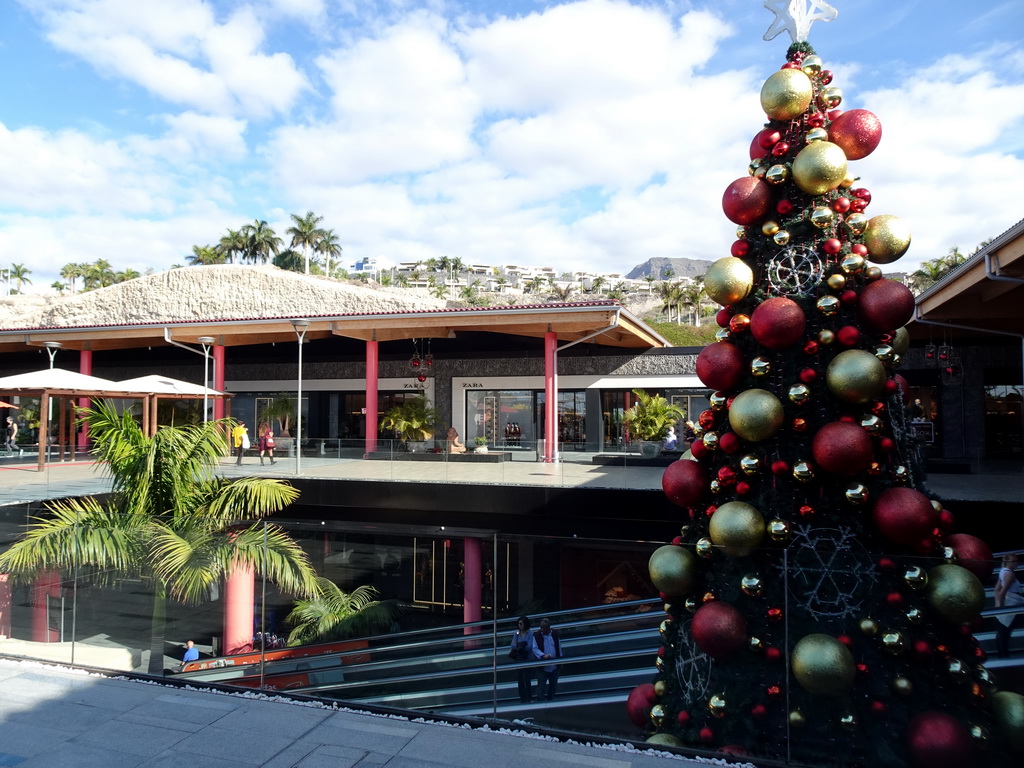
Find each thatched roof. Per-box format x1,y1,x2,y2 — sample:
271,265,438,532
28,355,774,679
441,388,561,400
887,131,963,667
0,265,449,330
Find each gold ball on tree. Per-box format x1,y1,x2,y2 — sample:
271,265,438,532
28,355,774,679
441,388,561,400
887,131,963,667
709,501,765,556
705,257,754,306
792,634,856,696
648,545,698,595
760,68,813,120
864,215,912,264
792,142,849,195
729,389,785,442
992,691,1024,753
926,564,985,624
827,349,887,404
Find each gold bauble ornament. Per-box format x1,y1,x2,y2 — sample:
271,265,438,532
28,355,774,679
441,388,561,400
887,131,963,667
708,694,727,718
792,141,849,195
708,501,765,556
801,55,823,75
845,213,868,236
788,383,811,405
741,574,764,597
906,607,924,624
773,229,791,246
792,462,815,482
762,220,781,236
864,266,883,281
860,414,883,434
992,690,1024,753
740,454,761,475
705,257,754,306
845,482,869,504
650,704,666,726
840,714,857,731
736,226,747,239
749,635,764,652
710,391,728,411
864,214,912,264
893,677,913,696
827,274,847,291
839,172,856,189
894,464,909,482
715,328,732,342
874,345,896,364
660,619,673,638
709,480,722,494
649,545,698,596
948,659,968,681
789,709,807,728
822,86,843,108
760,68,814,120
806,126,829,143
684,596,698,613
654,680,668,696
818,329,835,345
751,356,772,377
859,618,879,636
646,733,682,747
969,724,989,744
768,518,791,540
695,538,714,558
765,164,790,185
748,158,763,176
882,631,905,655
655,655,666,672
702,431,719,451
827,349,887,404
810,206,835,229
753,164,767,179
926,564,985,624
729,389,785,442
841,254,866,274
817,295,840,315
892,327,910,355
904,565,928,590
792,633,856,696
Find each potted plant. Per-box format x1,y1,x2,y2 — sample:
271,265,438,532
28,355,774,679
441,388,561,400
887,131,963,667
624,389,685,458
474,436,489,453
380,395,439,452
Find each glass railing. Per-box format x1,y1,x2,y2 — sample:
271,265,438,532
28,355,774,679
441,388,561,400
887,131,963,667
0,504,1020,766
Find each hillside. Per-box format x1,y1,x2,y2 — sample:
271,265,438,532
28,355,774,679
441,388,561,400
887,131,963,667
625,257,714,280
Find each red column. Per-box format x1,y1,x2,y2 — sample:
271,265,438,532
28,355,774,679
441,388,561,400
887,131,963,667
32,570,61,642
543,331,557,462
463,538,482,646
223,561,255,655
213,345,226,421
365,339,379,456
78,349,92,451
0,573,12,638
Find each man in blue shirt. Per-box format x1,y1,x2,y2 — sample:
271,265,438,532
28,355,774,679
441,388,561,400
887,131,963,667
530,618,564,700
180,640,199,670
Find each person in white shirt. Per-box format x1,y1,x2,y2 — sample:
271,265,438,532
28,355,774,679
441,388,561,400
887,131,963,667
530,617,564,700
995,553,1023,658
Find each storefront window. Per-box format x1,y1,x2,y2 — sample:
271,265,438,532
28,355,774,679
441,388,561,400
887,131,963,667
984,385,1023,457
601,389,709,451
467,390,535,447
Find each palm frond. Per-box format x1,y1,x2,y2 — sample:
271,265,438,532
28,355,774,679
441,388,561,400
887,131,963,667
200,477,300,525
209,523,318,600
285,579,403,646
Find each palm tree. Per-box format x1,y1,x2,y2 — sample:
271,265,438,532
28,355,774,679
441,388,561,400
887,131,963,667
548,283,574,302
273,248,304,273
680,285,705,325
285,579,402,646
217,228,247,264
60,263,84,293
51,280,68,294
0,402,317,674
9,263,32,293
315,228,342,277
590,276,607,295
115,268,141,283
286,211,324,275
242,220,283,265
187,245,223,266
526,275,546,294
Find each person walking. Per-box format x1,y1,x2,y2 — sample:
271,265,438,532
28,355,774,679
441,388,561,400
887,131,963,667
530,617,564,701
180,639,199,670
509,615,534,703
995,552,1023,658
231,420,249,466
4,417,18,455
257,421,276,465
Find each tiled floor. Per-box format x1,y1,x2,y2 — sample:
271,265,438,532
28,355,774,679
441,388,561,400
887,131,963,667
0,659,701,767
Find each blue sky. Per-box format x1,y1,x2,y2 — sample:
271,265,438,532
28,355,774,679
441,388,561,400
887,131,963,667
1,0,1023,292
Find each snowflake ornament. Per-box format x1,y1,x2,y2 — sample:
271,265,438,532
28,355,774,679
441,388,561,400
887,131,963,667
766,245,824,296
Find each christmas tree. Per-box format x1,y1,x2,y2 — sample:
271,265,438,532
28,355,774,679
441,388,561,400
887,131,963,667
628,4,1024,766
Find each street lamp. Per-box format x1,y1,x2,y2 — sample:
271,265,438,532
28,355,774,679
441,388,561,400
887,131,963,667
42,341,63,368
290,319,310,474
198,336,216,423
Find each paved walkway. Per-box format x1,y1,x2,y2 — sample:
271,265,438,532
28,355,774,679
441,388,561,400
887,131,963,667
0,658,710,768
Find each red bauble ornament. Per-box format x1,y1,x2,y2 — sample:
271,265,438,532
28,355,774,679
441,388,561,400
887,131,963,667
716,308,732,327
938,508,955,530
878,557,897,572
751,703,767,720
913,639,932,660
691,601,748,659
677,710,691,726
803,340,819,355
828,109,882,160
823,237,843,254
690,439,709,460
837,634,852,647
831,197,851,214
750,297,807,350
860,279,915,332
757,128,782,150
886,591,904,607
765,646,782,662
906,711,975,768
718,431,740,454
873,487,939,546
696,342,746,391
852,187,872,204
836,326,861,347
731,239,750,258
893,374,911,405
944,533,995,582
735,481,751,496
771,460,790,476
626,683,657,727
799,368,818,383
878,437,895,453
771,141,790,157
776,199,794,215
722,177,772,225
812,421,874,476
840,289,859,306
700,726,715,744
717,466,737,486
849,199,866,213
662,460,708,508
851,243,868,256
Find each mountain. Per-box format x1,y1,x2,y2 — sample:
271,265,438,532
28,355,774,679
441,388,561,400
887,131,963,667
626,257,714,281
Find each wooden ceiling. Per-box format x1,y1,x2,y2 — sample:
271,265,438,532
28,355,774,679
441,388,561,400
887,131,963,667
0,302,670,355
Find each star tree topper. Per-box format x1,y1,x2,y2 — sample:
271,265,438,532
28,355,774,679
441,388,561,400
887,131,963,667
763,0,838,43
